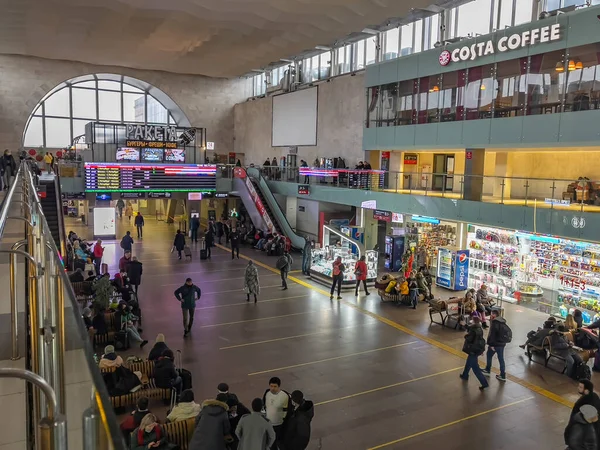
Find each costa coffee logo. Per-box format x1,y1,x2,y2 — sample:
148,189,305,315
439,23,561,65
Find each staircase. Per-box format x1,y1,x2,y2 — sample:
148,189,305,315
39,179,61,251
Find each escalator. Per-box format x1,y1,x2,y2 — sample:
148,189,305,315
233,167,305,250
39,176,66,256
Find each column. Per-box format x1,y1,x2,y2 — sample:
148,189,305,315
286,196,298,230
463,148,485,201
492,152,512,200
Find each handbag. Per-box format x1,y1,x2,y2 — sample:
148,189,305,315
170,246,175,253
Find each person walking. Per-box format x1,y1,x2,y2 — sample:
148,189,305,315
134,212,144,238
173,229,186,260
125,203,134,222
329,256,345,300
126,256,143,296
244,260,260,303
354,255,370,296
564,405,598,450
116,198,125,218
276,251,293,291
44,152,53,174
235,398,276,450
482,309,512,382
301,238,312,275
223,220,231,245
230,228,241,259
262,377,291,450
216,220,224,245
1,150,17,190
459,316,489,390
92,239,104,275
408,271,419,309
205,227,214,259
188,394,231,450
174,277,201,337
282,391,314,450
190,215,200,243
120,231,134,254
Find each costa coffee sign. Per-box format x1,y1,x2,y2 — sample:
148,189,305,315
439,23,561,66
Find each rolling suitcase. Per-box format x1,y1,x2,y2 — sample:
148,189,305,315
183,246,192,260
176,350,193,390
200,238,207,260
114,329,130,350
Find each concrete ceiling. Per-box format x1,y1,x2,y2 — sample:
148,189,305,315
0,0,459,78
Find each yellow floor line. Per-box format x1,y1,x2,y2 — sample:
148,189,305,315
316,367,463,406
217,244,573,409
197,295,307,311
220,322,376,350
198,309,332,328
367,397,533,449
248,341,417,376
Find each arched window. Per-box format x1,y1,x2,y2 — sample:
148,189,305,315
23,74,190,148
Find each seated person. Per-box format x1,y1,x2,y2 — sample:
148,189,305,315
550,325,577,376
394,277,409,301
73,240,87,261
574,309,584,328
84,259,96,278
115,302,148,349
85,270,96,282
166,389,201,423
154,349,182,393
416,271,431,299
148,334,170,361
91,308,108,335
113,270,133,302
99,345,123,370
130,414,174,450
565,314,580,331
519,318,557,349
69,268,85,283
82,307,95,338
120,397,151,435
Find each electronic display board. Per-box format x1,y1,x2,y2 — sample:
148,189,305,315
85,163,217,193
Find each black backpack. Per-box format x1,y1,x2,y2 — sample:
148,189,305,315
497,321,513,344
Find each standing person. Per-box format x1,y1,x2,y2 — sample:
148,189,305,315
174,277,201,337
354,255,370,296
134,212,144,238
118,251,132,273
408,271,419,309
482,309,511,382
283,391,314,450
116,198,125,218
572,380,600,420
216,220,224,245
49,152,55,172
223,220,230,245
329,256,345,300
301,159,309,184
244,260,260,303
127,256,143,295
301,238,312,276
230,228,241,259
188,394,231,450
276,251,293,291
262,377,291,450
564,405,598,450
120,231,134,254
235,398,276,450
173,229,186,260
204,228,214,259
2,150,17,190
93,239,104,275
190,215,200,243
217,383,239,405
44,152,53,174
459,316,489,390
125,203,134,222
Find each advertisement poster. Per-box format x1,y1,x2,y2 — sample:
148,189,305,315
93,207,116,238
454,250,470,290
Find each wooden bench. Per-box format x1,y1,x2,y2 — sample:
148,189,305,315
428,298,462,329
93,311,118,346
162,418,195,450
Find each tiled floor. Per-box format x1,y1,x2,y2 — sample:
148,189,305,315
57,216,588,448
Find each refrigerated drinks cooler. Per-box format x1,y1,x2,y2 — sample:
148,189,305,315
385,236,405,271
435,247,470,291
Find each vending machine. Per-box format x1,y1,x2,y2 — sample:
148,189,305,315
385,235,405,271
435,247,470,291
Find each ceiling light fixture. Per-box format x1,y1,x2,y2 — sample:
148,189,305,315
362,28,379,35
555,61,565,72
280,59,294,63
315,46,331,51
575,61,583,70
568,60,576,71
429,85,440,93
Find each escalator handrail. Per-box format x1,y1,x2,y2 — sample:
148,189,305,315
52,174,67,258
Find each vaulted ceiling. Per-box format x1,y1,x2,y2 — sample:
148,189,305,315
0,0,462,78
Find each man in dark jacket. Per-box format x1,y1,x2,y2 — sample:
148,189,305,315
551,325,576,376
190,215,201,243
230,228,240,259
571,379,600,443
189,394,231,450
226,397,251,450
134,212,144,238
154,349,181,393
459,316,489,390
120,231,134,254
205,228,214,259
283,390,314,450
482,310,510,382
565,404,598,450
217,383,239,405
216,221,224,244
519,318,556,349
174,278,201,337
126,256,143,295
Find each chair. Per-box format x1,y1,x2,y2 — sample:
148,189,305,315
161,418,196,450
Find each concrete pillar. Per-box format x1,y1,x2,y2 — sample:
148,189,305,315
463,148,485,201
493,152,512,201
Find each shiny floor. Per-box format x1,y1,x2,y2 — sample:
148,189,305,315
67,216,582,450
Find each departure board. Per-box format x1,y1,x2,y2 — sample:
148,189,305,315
84,163,217,193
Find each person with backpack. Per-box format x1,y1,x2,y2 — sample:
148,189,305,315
276,251,293,290
330,256,345,300
482,309,511,382
459,316,489,390
120,231,134,254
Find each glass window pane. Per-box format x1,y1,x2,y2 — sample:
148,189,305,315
564,44,600,112
72,119,90,141
457,0,492,37
72,87,97,120
495,58,527,117
24,116,44,147
355,40,365,70
440,70,466,121
32,105,41,116
311,55,319,81
98,80,121,91
422,75,442,123
45,118,71,147
73,81,96,88
464,65,495,120
498,0,513,29
44,87,70,117
426,15,440,50
147,96,168,124
414,20,423,53
367,86,380,128
400,23,414,56
385,28,399,60
169,115,176,125
547,0,560,10
124,93,145,122
123,84,144,93
526,50,566,115
380,83,398,126
98,90,121,121
366,38,377,65
397,80,416,125
318,53,330,79
514,0,533,26
448,8,457,39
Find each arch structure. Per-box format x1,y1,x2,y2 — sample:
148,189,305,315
23,73,191,148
